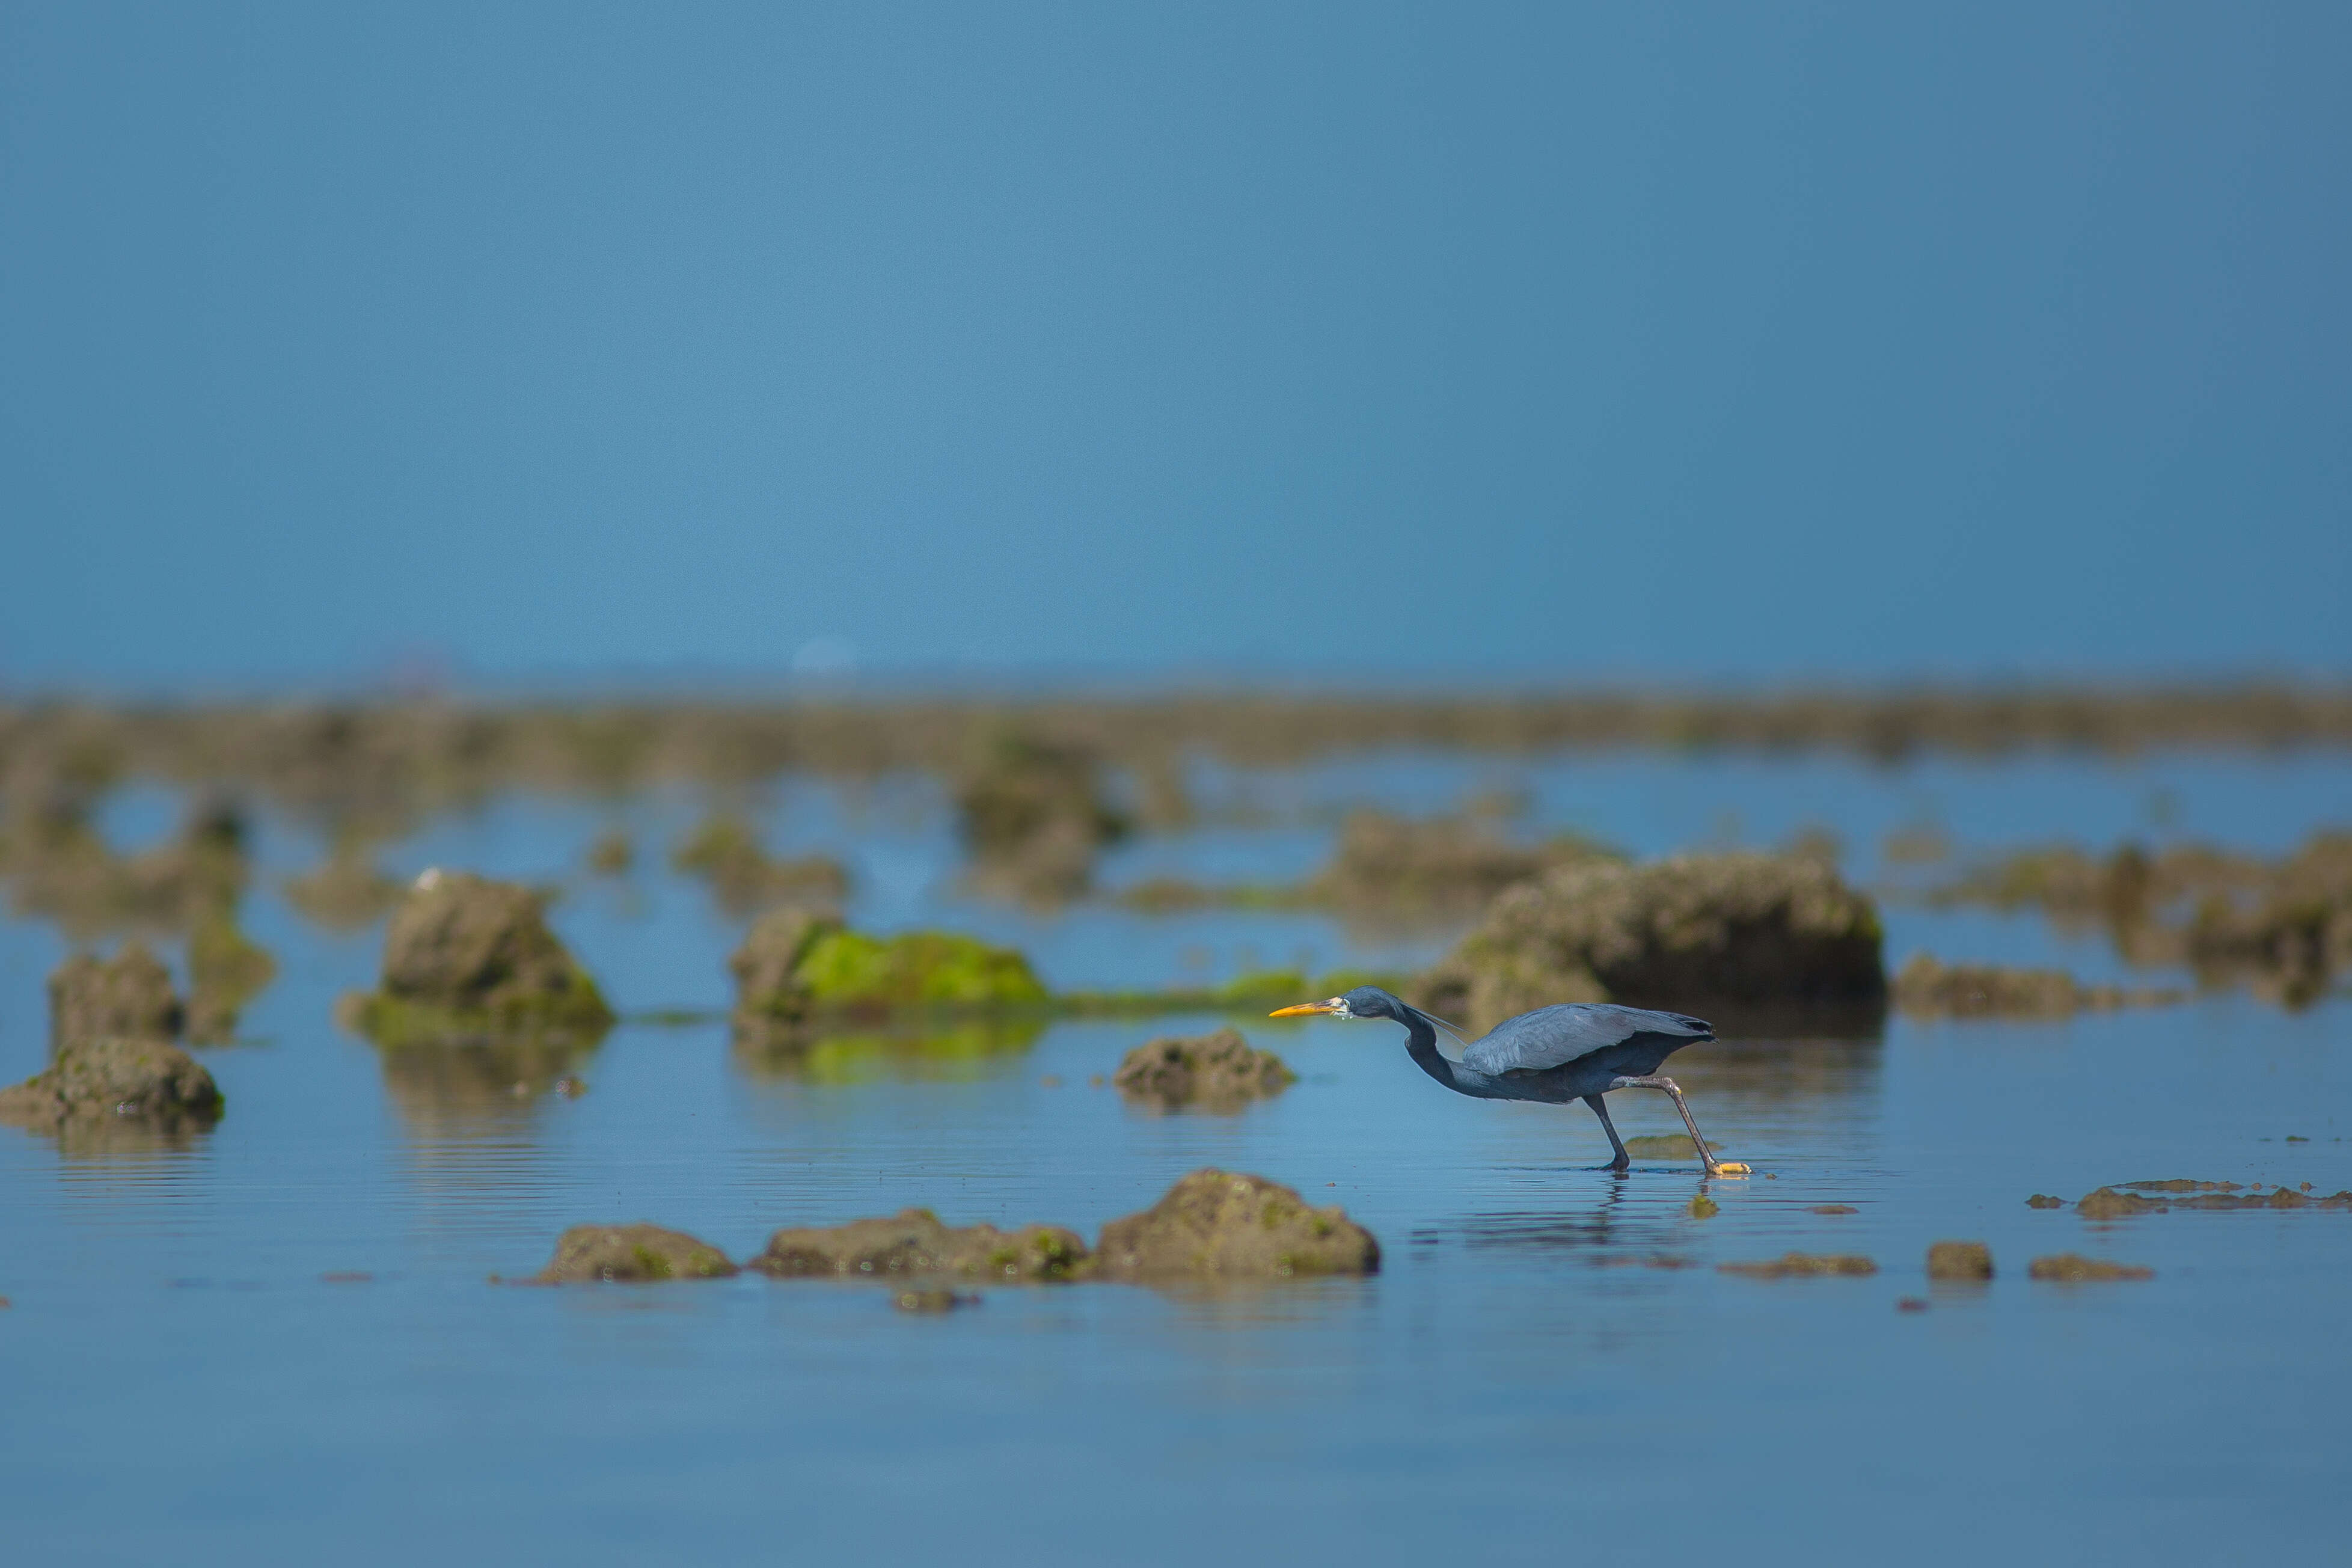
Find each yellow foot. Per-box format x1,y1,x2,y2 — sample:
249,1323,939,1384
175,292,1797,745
1707,1162,1754,1178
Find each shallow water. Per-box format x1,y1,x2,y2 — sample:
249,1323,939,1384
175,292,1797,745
4,749,2349,1563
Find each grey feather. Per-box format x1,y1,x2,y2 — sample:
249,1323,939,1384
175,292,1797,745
1459,1003,1713,1077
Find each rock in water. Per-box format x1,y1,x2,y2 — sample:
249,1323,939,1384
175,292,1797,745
747,1208,1091,1282
1418,851,1885,1031
2029,1254,2153,1282
0,1036,223,1132
1094,1169,1379,1280
1926,1241,1995,1281
49,942,183,1049
1717,1253,1878,1279
729,908,1047,1041
1112,1027,1295,1110
341,871,614,1043
954,730,1129,902
536,1224,738,1282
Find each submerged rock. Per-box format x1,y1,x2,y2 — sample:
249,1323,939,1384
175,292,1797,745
49,942,183,1049
2026,1194,2065,1209
893,1288,979,1313
2029,1253,2153,1282
1094,1169,1379,1281
1621,1134,1723,1160
1891,954,2180,1019
729,909,1046,1040
1112,1027,1295,1110
1419,851,1885,1031
747,1208,1091,1282
340,871,613,1043
1926,1241,1994,1281
536,1223,737,1282
0,1035,223,1132
1718,1253,1878,1278
2076,1181,2350,1214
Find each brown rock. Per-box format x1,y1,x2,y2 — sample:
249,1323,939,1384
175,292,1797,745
2029,1253,2153,1282
2077,1186,2164,1219
1112,1027,1295,1110
1926,1241,1994,1281
727,907,841,1038
1419,852,1884,1031
1718,1253,1878,1278
48,942,183,1050
343,871,613,1041
534,1223,737,1282
1094,1169,1379,1281
0,1035,223,1131
747,1208,1090,1282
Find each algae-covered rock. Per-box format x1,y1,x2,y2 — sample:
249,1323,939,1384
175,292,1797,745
1419,852,1885,1031
341,870,613,1043
2029,1253,2153,1282
729,908,1046,1038
0,1035,223,1132
1112,1027,1295,1110
747,1208,1090,1282
1094,1169,1379,1281
1718,1253,1878,1278
48,942,183,1049
1926,1241,1994,1281
536,1223,737,1282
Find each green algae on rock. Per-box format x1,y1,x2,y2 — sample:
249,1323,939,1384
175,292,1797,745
1718,1253,1878,1279
48,942,183,1049
1112,1026,1295,1111
339,871,614,1045
748,1209,1091,1282
2029,1253,2153,1282
729,907,1047,1040
1418,851,1885,1032
0,1035,224,1133
1094,1169,1379,1281
536,1223,737,1283
1926,1241,1994,1281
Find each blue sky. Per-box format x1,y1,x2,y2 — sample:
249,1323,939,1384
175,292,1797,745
2,1,2346,691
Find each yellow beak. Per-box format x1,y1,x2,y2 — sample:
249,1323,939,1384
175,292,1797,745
1268,1001,1341,1018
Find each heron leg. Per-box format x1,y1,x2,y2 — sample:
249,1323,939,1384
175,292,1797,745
1582,1094,1630,1171
1608,1076,1747,1176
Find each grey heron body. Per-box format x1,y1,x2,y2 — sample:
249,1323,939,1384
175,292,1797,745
1272,986,1748,1176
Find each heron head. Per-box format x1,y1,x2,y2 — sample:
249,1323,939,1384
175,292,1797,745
1269,985,1400,1021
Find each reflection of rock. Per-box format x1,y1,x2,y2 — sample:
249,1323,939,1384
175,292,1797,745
1112,1027,1294,1111
1891,954,2180,1020
49,942,183,1049
1094,1169,1379,1281
955,731,1129,903
748,1209,1090,1282
536,1224,737,1282
671,814,847,917
1419,853,1886,1032
0,1036,223,1133
340,871,613,1044
375,1038,599,1130
729,908,1046,1040
732,1017,1045,1086
187,913,276,1044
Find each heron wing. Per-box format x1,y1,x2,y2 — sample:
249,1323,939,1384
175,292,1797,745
1460,1003,1713,1076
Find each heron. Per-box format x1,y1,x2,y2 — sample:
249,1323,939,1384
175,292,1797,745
1271,985,1751,1177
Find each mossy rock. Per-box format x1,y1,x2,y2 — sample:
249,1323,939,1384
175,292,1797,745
730,908,1046,1029
748,1208,1090,1282
1926,1241,1994,1281
343,871,613,1043
536,1223,737,1282
0,1036,223,1132
1094,1169,1379,1281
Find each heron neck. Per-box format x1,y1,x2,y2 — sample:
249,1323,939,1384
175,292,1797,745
1400,1007,1498,1098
